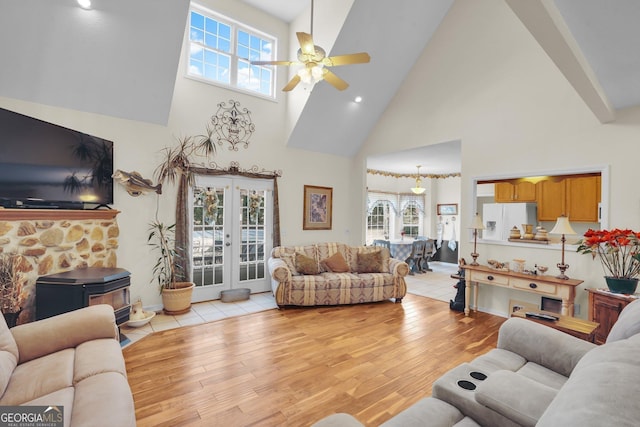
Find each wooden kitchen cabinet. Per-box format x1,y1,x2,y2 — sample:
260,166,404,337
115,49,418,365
536,179,565,221
537,175,600,222
494,181,537,203
587,288,636,345
566,175,600,222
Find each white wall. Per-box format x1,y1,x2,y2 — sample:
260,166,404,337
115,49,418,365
0,0,355,309
353,0,640,318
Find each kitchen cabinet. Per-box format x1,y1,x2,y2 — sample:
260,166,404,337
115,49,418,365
587,288,636,345
494,181,537,203
566,175,601,222
537,175,600,222
536,179,565,221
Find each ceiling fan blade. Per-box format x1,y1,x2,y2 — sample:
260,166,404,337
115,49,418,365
322,69,349,91
323,52,371,67
251,60,295,66
297,32,316,56
282,75,301,92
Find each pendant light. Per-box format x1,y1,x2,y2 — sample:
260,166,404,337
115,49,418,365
411,165,426,194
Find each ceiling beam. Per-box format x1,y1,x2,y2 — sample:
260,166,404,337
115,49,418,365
505,0,615,123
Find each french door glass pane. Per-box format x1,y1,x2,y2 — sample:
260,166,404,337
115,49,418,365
192,186,224,287
239,189,265,282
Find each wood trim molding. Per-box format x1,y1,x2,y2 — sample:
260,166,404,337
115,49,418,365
0,209,120,221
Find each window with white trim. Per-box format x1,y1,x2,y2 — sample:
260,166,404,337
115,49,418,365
187,6,276,97
402,202,421,238
366,201,392,244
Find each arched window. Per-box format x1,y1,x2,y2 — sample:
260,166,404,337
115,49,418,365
366,201,391,244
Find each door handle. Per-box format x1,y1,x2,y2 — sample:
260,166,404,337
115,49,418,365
225,242,231,247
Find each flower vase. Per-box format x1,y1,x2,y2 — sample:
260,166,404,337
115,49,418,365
604,276,639,294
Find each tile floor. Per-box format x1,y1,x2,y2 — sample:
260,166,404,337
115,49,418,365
120,262,459,348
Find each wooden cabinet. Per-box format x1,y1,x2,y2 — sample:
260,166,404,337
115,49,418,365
587,288,636,345
537,175,600,222
494,181,537,203
537,179,566,221
566,175,601,222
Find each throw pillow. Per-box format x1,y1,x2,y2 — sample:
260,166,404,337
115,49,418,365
296,252,319,275
280,254,299,276
357,250,384,273
320,252,350,273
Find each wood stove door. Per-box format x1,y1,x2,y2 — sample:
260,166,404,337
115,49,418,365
190,176,273,302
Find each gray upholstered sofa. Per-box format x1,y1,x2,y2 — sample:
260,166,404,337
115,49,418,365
313,298,640,426
0,304,136,427
267,242,408,307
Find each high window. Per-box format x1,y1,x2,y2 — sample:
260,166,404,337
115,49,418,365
187,6,276,97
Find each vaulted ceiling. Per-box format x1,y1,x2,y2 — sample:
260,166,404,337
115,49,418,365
1,0,638,176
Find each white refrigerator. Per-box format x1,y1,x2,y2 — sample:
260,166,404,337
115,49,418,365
482,203,538,241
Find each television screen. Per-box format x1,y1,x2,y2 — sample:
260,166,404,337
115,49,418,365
0,107,114,209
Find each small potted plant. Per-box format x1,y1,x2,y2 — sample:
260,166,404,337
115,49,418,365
0,252,26,327
577,228,640,294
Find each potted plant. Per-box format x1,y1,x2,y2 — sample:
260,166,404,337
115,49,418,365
577,228,640,294
147,128,216,314
0,252,26,327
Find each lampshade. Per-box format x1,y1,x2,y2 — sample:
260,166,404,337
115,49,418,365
411,165,426,194
469,212,485,230
549,215,576,235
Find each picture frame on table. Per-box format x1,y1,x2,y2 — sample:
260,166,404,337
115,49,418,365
437,203,458,215
303,185,333,230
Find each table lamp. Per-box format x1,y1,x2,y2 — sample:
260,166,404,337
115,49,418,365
469,212,485,266
549,215,576,279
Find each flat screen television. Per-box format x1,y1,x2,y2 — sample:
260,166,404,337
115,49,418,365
0,107,114,209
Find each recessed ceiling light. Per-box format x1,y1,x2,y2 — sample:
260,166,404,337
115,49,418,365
77,0,91,9
354,96,362,103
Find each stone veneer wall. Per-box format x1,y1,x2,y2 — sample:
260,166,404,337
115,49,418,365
0,210,119,325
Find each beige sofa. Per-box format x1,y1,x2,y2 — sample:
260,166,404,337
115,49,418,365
0,304,136,427
313,298,640,426
267,242,409,307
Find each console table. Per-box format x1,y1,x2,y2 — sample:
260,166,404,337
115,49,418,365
463,265,583,317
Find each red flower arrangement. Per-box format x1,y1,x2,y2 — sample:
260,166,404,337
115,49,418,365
577,229,640,279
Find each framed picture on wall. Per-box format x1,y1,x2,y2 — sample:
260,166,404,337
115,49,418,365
303,185,333,230
437,203,458,215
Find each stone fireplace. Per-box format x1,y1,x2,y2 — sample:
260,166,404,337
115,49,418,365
0,209,120,324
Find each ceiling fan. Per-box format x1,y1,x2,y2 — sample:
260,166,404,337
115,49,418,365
250,0,370,92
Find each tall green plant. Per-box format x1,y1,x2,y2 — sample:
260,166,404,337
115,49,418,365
147,221,180,292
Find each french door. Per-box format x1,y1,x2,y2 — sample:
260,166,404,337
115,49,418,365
190,176,272,302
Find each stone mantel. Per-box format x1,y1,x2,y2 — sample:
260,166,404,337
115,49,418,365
0,209,120,221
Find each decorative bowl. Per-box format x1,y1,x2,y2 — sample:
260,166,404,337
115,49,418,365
126,311,156,328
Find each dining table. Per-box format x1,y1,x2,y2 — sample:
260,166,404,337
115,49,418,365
389,239,415,261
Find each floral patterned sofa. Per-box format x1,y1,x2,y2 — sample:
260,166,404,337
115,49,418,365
267,242,409,307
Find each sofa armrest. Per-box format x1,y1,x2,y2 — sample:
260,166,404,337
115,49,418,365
389,258,409,277
11,304,118,364
476,370,558,427
497,318,595,377
268,257,291,282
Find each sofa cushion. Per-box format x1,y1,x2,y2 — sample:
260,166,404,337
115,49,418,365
320,252,350,273
356,250,384,273
380,397,475,427
0,315,18,397
74,339,128,384
296,252,319,275
537,334,640,427
606,298,640,342
280,253,299,276
72,372,137,427
475,370,558,427
0,348,74,405
24,387,74,427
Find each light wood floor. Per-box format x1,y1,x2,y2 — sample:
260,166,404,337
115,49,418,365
123,294,506,427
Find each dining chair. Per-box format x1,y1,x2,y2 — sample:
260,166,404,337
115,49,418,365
372,239,391,250
421,239,436,272
406,239,426,274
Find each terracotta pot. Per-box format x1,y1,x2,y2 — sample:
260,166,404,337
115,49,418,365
604,276,639,294
161,282,194,315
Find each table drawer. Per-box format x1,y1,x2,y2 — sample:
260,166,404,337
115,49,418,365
511,278,557,295
470,270,509,287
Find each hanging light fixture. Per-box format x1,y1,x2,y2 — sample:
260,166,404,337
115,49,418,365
411,165,426,194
